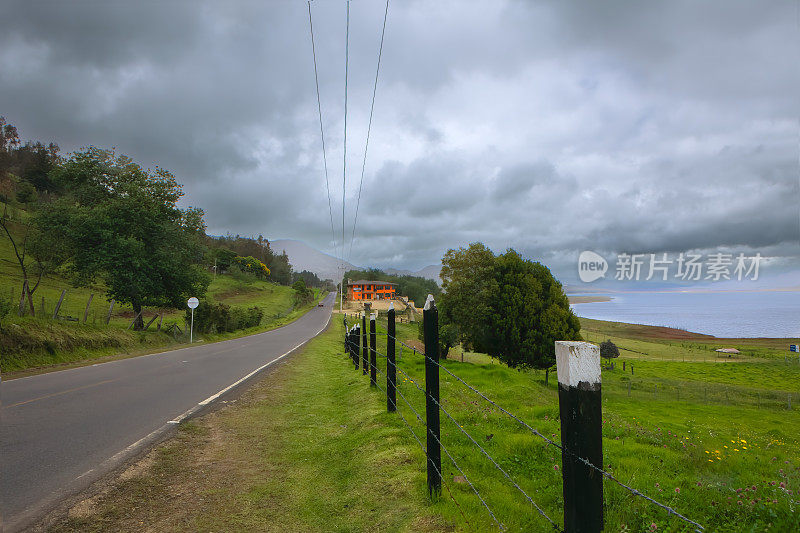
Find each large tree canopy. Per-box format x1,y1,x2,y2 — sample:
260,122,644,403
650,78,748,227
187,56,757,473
36,147,210,328
439,243,581,370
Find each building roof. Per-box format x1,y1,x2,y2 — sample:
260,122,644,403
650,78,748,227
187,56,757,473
348,280,398,286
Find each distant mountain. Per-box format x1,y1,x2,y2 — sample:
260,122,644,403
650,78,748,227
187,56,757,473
270,239,443,285
270,239,357,282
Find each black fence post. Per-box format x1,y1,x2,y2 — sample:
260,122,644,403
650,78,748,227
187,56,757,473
423,295,441,497
387,303,397,412
352,326,360,369
343,318,349,358
555,341,603,532
361,312,368,376
346,326,353,366
369,313,377,386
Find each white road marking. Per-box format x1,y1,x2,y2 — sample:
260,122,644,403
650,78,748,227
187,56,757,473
75,469,94,480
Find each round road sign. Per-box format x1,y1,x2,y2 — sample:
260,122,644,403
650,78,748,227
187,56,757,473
187,297,199,309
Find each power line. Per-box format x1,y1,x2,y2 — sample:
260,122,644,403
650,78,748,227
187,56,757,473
349,0,390,260
342,0,350,262
339,0,351,312
307,1,338,262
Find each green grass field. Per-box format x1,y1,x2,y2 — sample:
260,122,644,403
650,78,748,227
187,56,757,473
360,318,800,532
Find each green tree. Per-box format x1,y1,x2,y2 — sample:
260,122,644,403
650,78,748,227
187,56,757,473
488,249,581,370
268,251,293,285
212,248,237,273
292,279,313,304
15,181,37,203
233,255,270,280
0,209,64,315
438,243,498,353
35,148,210,329
439,244,581,372
599,339,620,367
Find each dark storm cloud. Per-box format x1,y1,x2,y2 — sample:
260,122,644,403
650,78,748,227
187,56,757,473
1,0,796,283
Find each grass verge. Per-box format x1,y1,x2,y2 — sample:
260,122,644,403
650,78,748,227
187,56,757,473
47,321,450,533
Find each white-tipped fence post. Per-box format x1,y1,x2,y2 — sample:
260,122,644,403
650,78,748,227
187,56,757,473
423,294,442,497
556,341,603,532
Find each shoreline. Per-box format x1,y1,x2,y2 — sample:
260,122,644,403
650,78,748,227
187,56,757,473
568,295,612,304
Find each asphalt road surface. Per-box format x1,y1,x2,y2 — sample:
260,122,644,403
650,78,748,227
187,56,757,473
1,292,335,532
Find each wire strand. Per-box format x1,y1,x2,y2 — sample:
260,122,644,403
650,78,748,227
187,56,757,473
349,0,389,260
341,0,350,260
307,1,338,261
391,362,560,530
377,328,704,531
389,352,504,531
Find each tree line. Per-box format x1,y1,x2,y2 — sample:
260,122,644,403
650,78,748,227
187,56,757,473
0,117,312,329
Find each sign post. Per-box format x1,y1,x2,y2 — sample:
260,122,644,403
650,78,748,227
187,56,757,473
187,297,199,343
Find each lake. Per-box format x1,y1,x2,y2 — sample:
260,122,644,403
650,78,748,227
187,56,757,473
571,290,800,338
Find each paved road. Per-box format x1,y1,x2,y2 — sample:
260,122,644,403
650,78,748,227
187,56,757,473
1,292,335,532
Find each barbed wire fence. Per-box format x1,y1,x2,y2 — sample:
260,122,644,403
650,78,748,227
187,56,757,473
343,300,706,532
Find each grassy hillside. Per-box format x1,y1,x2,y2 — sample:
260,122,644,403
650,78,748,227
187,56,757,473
49,318,800,532
1,218,320,373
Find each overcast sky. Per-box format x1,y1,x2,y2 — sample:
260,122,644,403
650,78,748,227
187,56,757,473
1,0,798,285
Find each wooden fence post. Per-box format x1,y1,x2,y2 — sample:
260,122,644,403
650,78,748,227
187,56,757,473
555,341,603,532
53,289,66,319
144,314,159,330
83,293,94,323
361,312,368,376
387,303,397,412
128,310,143,330
105,300,115,325
369,314,377,386
157,313,164,332
423,295,441,497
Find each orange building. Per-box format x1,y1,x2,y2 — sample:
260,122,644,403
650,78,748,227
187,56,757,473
347,279,397,301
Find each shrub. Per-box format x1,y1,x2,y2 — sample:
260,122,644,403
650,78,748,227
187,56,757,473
0,295,13,328
187,300,263,334
292,279,313,304
16,181,37,203
600,339,620,361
